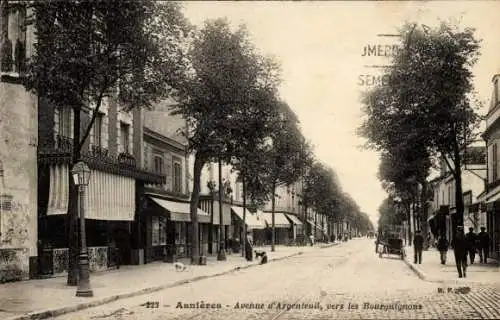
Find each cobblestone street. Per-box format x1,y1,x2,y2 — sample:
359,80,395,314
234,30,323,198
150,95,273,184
55,239,500,320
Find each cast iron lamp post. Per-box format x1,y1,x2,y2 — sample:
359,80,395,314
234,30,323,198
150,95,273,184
72,161,93,297
217,157,226,261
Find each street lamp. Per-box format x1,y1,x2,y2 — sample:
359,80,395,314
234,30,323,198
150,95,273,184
72,161,93,297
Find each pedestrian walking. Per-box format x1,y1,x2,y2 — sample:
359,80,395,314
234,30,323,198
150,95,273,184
477,227,490,263
413,230,424,264
245,231,253,261
452,226,468,278
437,236,449,265
465,227,477,264
309,234,315,246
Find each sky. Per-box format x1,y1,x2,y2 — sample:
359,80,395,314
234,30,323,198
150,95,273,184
182,1,500,228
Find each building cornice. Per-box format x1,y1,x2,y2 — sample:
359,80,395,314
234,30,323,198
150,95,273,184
143,126,187,153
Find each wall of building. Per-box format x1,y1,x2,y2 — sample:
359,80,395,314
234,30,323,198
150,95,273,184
0,81,38,282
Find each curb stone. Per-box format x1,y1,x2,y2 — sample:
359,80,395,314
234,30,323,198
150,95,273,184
5,252,303,320
402,257,445,284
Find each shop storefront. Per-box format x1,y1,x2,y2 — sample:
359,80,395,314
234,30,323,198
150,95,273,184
231,206,266,247
261,211,291,245
485,201,500,261
284,213,303,243
39,165,136,276
144,195,210,260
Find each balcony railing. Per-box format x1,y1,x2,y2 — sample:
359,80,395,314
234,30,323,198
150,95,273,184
38,136,166,184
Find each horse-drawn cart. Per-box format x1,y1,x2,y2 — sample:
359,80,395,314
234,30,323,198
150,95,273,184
377,237,405,259
376,227,406,259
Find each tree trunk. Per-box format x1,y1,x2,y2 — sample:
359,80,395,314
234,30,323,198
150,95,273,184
189,153,205,264
303,204,308,239
314,211,318,239
271,180,276,252
67,106,81,286
406,201,412,247
321,214,325,241
453,146,464,240
242,173,246,258
208,190,213,254
420,180,429,248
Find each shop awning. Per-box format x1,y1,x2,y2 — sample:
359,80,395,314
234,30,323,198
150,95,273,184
284,213,303,226
149,196,210,223
261,211,291,228
47,164,136,221
306,219,326,234
231,206,266,229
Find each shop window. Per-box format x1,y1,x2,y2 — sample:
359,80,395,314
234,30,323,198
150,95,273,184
175,222,186,244
1,3,26,75
151,216,166,246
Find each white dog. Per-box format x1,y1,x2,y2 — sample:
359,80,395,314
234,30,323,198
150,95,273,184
173,262,187,272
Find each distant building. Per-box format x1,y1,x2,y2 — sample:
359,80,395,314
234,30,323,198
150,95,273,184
428,145,487,243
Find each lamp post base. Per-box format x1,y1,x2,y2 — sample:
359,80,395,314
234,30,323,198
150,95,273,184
217,249,226,261
75,252,93,297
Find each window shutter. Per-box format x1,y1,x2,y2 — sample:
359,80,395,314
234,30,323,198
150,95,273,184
164,153,172,190
103,114,109,149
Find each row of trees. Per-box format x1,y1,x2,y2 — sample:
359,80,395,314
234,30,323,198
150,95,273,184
302,162,374,238
20,1,371,283
359,21,482,243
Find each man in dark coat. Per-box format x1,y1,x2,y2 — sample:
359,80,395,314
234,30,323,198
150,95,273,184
452,226,468,278
465,227,477,264
477,227,490,263
413,230,424,264
245,231,253,261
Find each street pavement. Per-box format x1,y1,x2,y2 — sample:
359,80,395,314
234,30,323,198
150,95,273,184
1,245,323,320
404,246,500,285
53,238,500,320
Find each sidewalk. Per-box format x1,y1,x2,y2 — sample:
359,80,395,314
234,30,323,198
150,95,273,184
403,246,500,285
0,244,334,320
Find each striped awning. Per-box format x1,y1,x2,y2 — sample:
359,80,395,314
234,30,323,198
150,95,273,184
47,164,136,221
47,164,69,215
285,213,303,226
231,206,266,230
85,170,135,221
261,211,291,228
148,196,210,223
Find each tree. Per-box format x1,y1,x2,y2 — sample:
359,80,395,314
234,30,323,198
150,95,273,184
377,197,404,233
359,21,481,242
26,1,190,285
171,18,281,263
263,102,313,251
302,161,342,239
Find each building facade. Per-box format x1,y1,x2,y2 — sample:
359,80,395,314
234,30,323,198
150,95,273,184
139,101,211,262
428,147,487,244
478,69,500,261
0,1,38,282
